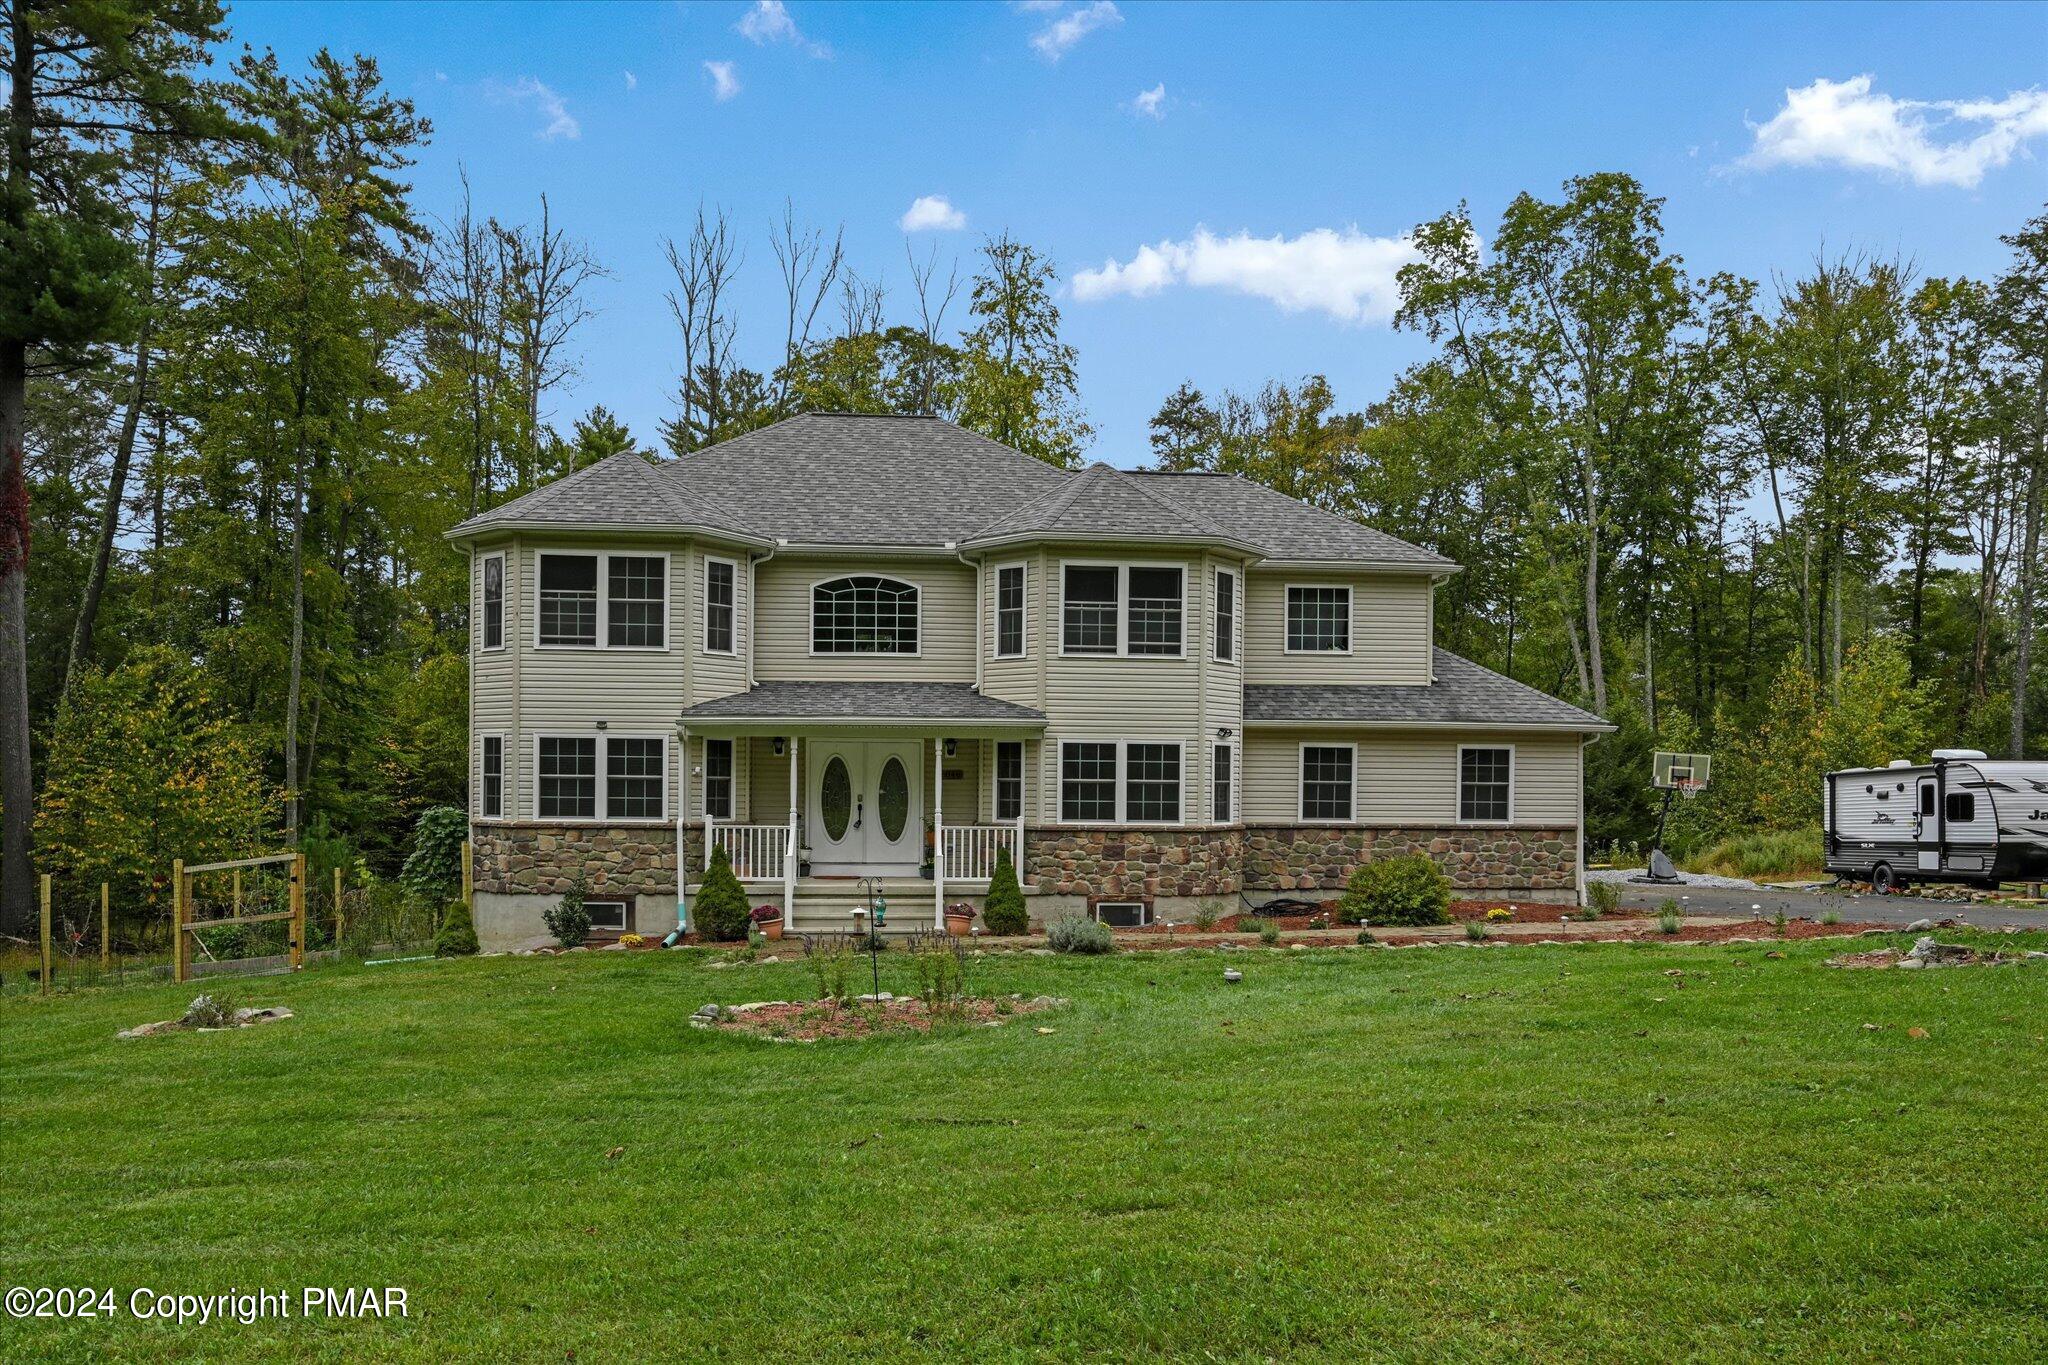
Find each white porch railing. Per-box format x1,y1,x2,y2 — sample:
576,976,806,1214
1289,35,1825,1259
940,823,1023,882
709,823,788,881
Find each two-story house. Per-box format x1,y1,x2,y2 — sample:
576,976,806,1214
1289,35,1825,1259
448,413,1610,947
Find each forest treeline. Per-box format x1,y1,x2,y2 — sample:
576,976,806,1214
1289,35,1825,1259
1,4,2041,931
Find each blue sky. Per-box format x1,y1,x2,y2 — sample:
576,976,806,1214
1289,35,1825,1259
231,1,2048,465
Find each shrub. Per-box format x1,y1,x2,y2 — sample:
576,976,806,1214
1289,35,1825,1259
1586,880,1621,917
982,845,1029,936
1687,827,1824,881
1465,921,1491,941
544,880,592,948
1338,855,1452,927
1819,909,1840,927
1256,917,1281,946
1046,914,1113,954
1355,928,1377,946
692,845,752,943
434,899,480,957
1657,899,1682,935
401,807,470,906
1192,900,1225,932
181,993,237,1029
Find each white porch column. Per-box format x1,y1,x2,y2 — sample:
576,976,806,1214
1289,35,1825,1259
785,736,799,921
934,737,946,926
703,734,715,874
676,725,691,931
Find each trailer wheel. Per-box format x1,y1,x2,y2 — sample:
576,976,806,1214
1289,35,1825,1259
1870,862,1899,893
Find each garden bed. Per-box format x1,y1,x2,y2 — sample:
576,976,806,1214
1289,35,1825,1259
690,992,1064,1041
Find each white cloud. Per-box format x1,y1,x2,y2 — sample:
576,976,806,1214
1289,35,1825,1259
1031,1,1121,60
900,194,968,232
704,60,741,102
1130,82,1166,120
1741,75,2048,189
487,77,580,141
624,70,638,91
738,0,831,58
1072,225,1419,326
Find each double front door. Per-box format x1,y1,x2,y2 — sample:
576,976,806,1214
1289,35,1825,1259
808,740,922,875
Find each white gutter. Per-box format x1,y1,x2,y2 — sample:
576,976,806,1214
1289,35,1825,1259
442,519,772,551
746,541,780,688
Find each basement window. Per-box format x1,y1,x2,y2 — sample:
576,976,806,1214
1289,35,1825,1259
1092,901,1150,928
583,900,628,932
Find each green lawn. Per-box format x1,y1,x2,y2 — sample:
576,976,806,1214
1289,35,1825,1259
6,935,2048,1361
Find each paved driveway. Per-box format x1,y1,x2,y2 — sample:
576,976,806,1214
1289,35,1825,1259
1602,879,2048,931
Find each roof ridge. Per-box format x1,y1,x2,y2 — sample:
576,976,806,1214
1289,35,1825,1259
963,462,1096,538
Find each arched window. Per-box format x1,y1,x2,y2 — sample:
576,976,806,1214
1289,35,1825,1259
812,576,920,654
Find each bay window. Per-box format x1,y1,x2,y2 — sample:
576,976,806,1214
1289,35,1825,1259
1061,563,1186,657
537,551,667,649
1059,740,1184,824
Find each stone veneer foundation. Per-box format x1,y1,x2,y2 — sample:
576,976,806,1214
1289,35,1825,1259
1021,827,1244,900
471,823,694,898
1242,824,1577,894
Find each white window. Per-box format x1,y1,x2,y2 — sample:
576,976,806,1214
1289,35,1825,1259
538,736,598,820
1286,585,1351,653
995,564,1027,659
537,734,667,821
536,551,668,649
702,738,734,819
1212,742,1233,824
1093,901,1150,928
1300,744,1356,822
703,556,736,654
481,734,504,819
1060,563,1186,657
1458,746,1513,823
1058,740,1183,824
994,741,1024,821
812,576,920,654
480,553,505,651
583,900,629,932
1212,567,1236,663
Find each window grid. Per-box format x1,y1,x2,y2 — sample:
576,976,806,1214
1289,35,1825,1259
1060,743,1118,822
1287,586,1351,653
481,735,504,818
996,565,1026,658
1459,747,1511,822
1126,567,1183,656
704,559,735,653
1213,569,1234,662
607,556,666,648
538,736,597,820
607,737,664,819
1125,743,1181,823
812,576,919,654
538,555,599,646
1212,743,1233,824
703,738,734,819
995,741,1024,821
1062,566,1119,654
482,555,504,650
1301,745,1354,822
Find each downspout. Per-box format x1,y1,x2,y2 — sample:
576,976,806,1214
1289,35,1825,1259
667,721,691,945
956,544,980,693
748,541,781,689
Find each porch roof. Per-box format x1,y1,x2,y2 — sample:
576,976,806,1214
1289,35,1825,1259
678,681,1046,733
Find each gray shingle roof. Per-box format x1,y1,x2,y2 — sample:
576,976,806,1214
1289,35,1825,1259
1131,471,1453,567
665,413,1068,546
962,462,1262,554
1244,650,1611,730
448,452,765,542
679,680,1046,725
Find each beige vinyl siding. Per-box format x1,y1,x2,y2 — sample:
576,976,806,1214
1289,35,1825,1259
1242,730,1583,825
983,548,1046,710
754,555,975,682
934,738,982,825
745,735,797,825
1244,570,1435,685
690,547,749,702
471,542,519,819
737,734,982,826
685,733,751,822
510,538,688,820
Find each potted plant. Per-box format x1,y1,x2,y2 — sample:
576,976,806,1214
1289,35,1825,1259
750,903,785,941
944,902,976,937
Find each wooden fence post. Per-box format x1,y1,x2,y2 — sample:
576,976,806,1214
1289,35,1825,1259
462,839,473,909
333,865,344,949
289,854,306,970
100,883,110,970
172,858,187,985
232,867,242,917
39,874,52,997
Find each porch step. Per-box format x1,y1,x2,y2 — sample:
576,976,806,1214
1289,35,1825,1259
788,878,949,936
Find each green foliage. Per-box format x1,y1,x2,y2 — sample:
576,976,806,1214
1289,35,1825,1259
1045,914,1113,954
1192,900,1225,932
400,808,468,906
1465,921,1492,941
1254,917,1281,946
1688,828,1824,880
692,844,752,943
1657,901,1683,935
543,882,591,949
1355,928,1378,946
1338,855,1452,927
434,899,479,957
1586,880,1622,917
34,647,277,925
981,844,1029,936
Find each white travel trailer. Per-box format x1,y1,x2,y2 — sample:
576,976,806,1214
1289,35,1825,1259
1823,749,2048,891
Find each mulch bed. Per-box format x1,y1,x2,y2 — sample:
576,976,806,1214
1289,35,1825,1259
691,993,1064,1042
1107,917,1893,952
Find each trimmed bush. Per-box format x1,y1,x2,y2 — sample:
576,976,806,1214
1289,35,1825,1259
435,899,480,957
1337,854,1452,927
1046,914,1113,954
543,882,591,948
982,844,1029,936
1585,880,1621,917
401,807,469,905
692,844,753,943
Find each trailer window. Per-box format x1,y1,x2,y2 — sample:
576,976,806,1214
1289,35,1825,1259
1919,786,1935,817
1944,792,1975,823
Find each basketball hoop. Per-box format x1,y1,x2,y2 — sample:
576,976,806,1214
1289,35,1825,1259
1674,779,1705,801
1632,750,1715,885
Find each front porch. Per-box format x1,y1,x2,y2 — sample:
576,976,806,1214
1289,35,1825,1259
677,681,1043,931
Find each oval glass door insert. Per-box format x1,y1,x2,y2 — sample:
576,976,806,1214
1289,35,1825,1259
877,756,909,841
821,756,852,840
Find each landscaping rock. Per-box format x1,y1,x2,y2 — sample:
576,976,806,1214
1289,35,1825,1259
1224,969,1243,983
